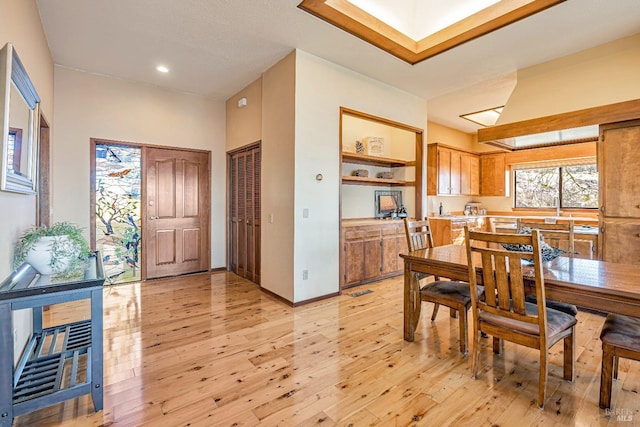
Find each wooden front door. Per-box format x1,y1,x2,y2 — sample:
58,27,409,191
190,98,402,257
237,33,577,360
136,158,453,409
144,147,210,279
228,144,261,284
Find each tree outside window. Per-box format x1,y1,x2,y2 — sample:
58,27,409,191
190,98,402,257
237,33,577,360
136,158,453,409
514,164,598,209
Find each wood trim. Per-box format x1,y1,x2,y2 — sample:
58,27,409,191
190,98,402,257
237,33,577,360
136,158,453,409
292,290,341,307
504,141,596,165
37,114,51,227
427,142,479,156
340,107,424,133
478,99,640,143
298,0,564,65
91,137,211,155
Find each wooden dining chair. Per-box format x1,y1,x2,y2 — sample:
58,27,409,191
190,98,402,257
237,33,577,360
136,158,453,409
515,220,578,317
464,226,576,408
516,219,575,255
404,218,481,354
599,313,640,409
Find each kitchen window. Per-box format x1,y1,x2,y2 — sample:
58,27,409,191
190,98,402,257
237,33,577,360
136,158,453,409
514,163,598,209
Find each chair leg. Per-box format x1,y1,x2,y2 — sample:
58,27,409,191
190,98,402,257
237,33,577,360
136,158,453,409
613,355,619,380
430,303,440,321
449,307,458,319
492,337,502,354
563,326,575,381
471,325,481,379
458,307,468,355
538,349,548,409
600,343,615,409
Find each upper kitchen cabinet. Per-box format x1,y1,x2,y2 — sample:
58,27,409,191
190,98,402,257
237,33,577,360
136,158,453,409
427,144,479,196
599,119,640,265
480,152,508,196
340,108,424,219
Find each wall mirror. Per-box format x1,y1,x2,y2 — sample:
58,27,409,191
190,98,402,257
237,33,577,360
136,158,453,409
0,42,40,194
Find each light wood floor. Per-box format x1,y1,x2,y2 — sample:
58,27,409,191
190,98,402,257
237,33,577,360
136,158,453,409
14,272,640,426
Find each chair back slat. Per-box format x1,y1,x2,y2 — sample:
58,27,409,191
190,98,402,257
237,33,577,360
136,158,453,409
508,256,526,315
494,255,511,311
480,252,497,307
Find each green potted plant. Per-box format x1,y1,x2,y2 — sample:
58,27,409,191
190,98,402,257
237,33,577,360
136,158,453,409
14,222,91,277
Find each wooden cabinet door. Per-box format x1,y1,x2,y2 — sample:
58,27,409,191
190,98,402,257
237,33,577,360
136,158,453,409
449,150,462,195
144,148,210,279
344,231,365,286
600,122,640,218
601,220,640,264
480,153,506,196
437,147,452,195
363,229,382,280
381,227,398,275
461,154,479,195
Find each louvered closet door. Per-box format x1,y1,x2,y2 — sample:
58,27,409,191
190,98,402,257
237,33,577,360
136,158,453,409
229,145,261,284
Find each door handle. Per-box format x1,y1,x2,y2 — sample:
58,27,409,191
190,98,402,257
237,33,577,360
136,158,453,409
149,216,157,220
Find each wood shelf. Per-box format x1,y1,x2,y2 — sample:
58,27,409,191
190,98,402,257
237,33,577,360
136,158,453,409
342,152,413,167
342,175,414,186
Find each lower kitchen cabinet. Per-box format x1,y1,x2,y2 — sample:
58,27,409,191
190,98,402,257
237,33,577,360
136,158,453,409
429,217,487,247
342,220,407,288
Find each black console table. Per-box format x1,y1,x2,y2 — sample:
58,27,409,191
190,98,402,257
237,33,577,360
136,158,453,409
0,253,105,425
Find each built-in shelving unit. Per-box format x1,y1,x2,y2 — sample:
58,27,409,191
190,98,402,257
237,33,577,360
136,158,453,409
341,175,414,186
341,152,415,168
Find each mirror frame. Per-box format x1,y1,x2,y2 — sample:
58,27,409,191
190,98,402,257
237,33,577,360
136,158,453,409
0,42,40,194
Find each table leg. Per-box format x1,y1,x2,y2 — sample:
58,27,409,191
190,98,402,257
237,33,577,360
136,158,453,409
404,262,420,342
90,289,103,412
0,303,13,426
32,306,43,335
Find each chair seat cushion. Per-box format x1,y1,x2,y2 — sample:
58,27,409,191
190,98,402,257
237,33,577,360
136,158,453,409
600,314,640,353
480,302,577,339
525,294,578,316
420,281,481,306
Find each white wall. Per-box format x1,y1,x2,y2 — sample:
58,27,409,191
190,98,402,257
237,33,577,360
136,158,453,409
53,67,227,268
294,50,427,302
0,0,54,365
261,52,296,301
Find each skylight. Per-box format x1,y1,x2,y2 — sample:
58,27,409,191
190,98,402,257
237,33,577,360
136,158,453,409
347,0,501,41
298,0,565,64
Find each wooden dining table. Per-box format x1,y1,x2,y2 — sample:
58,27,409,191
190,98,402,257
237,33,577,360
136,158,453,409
401,244,640,342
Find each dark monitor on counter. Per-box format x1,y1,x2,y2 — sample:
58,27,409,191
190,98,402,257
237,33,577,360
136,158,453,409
375,190,402,218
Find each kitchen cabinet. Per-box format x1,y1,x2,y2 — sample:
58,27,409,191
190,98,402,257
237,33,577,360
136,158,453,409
429,216,486,247
461,153,480,195
427,144,479,196
341,220,406,288
599,119,640,264
480,153,507,196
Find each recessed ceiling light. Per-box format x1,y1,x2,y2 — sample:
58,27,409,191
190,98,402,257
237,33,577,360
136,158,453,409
156,65,169,73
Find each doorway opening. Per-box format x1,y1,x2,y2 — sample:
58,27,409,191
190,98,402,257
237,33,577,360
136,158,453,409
94,143,142,284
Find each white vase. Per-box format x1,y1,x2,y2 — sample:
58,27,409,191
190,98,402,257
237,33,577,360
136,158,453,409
24,236,72,275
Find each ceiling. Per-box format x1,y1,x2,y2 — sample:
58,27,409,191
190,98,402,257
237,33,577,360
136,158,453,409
35,0,640,134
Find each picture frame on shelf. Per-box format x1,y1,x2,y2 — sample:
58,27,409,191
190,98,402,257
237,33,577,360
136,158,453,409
364,136,384,156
